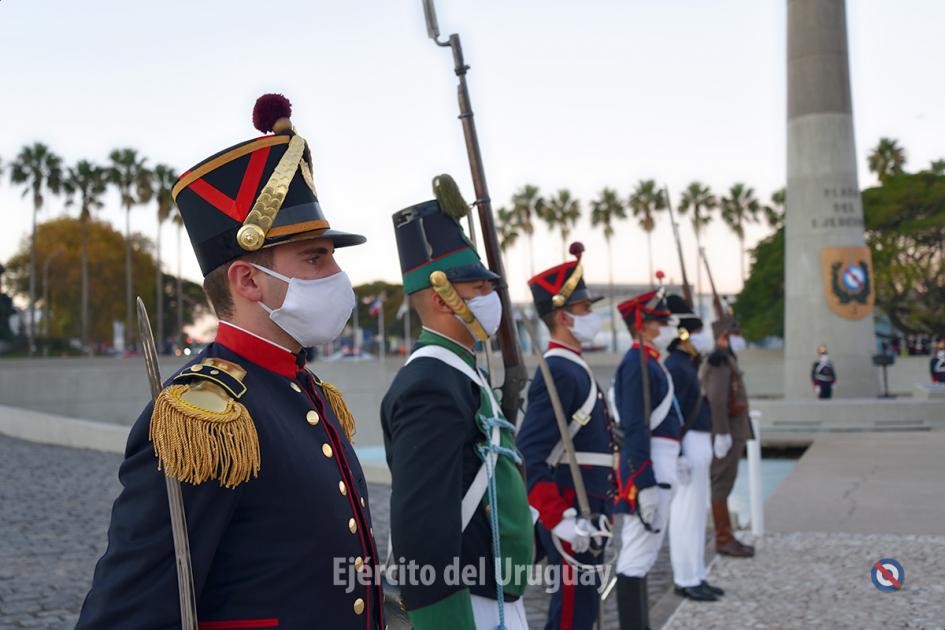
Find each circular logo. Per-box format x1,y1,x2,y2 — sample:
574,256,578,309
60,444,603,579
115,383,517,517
841,264,866,292
871,558,905,592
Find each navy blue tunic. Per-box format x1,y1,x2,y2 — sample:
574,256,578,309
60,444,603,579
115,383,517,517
516,343,615,531
613,344,681,514
664,348,711,434
76,323,383,630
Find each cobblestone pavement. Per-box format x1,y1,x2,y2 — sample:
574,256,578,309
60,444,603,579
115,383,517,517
0,435,674,629
664,532,945,630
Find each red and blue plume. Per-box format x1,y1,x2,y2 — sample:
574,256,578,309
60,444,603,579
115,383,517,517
253,93,292,133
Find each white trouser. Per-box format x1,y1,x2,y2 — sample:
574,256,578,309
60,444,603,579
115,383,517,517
616,437,680,577
470,594,529,629
669,430,712,587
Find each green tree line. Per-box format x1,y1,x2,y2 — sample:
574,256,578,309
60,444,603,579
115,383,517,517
2,143,194,355
734,138,945,340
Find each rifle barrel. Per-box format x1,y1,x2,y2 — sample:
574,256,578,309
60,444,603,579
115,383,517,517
433,24,528,422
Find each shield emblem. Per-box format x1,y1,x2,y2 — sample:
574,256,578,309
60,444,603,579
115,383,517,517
820,246,875,320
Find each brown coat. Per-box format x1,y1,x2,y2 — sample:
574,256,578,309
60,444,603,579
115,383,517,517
700,348,752,441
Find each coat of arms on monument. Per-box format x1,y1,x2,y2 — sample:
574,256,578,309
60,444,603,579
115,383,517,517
820,246,875,320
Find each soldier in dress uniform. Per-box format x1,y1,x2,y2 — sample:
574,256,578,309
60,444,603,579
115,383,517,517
76,94,384,629
516,243,616,630
930,339,945,383
381,176,533,630
611,289,682,630
811,345,837,399
704,317,755,558
663,294,724,602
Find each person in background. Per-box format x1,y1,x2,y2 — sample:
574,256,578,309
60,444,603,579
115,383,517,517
930,339,945,383
664,295,724,602
703,318,755,558
811,345,837,399
611,289,682,629
516,243,616,630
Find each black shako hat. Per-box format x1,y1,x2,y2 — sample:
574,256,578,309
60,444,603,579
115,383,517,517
666,294,703,333
618,289,671,331
393,174,499,295
172,93,365,276
528,242,602,317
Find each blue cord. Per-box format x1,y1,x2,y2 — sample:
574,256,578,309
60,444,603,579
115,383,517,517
476,410,523,630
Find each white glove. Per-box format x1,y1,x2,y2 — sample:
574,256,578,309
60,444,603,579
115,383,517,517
676,455,692,486
552,508,591,553
713,433,733,459
636,486,661,530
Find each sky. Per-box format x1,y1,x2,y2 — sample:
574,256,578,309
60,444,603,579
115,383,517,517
1,0,943,303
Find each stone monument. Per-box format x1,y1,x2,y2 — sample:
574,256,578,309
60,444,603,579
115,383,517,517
785,0,878,398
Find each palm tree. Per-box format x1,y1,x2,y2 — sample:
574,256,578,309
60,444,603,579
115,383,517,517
926,159,945,176
867,137,906,183
10,143,65,356
678,181,717,314
628,179,666,286
64,161,106,355
172,209,186,351
151,164,178,353
720,183,760,283
496,207,520,253
108,149,152,352
763,187,785,230
539,189,581,259
590,188,625,351
509,185,544,277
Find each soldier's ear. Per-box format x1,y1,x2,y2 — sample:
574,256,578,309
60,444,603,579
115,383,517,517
228,261,265,304
556,309,573,330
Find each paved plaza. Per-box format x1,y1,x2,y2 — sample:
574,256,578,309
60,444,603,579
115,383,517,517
0,435,676,629
665,532,945,630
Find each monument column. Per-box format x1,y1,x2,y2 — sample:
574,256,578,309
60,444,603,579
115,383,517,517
785,0,877,398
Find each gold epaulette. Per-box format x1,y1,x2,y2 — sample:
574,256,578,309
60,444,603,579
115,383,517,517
319,380,357,443
150,358,260,489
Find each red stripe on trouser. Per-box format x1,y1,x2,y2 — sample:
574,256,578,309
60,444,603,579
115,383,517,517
560,543,575,630
198,620,279,629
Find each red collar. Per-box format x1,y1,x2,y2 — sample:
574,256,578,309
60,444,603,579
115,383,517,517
548,340,582,356
632,341,661,360
215,322,302,378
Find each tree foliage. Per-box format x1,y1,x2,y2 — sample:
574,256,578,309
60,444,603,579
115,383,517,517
3,217,208,346
862,172,945,336
732,226,784,340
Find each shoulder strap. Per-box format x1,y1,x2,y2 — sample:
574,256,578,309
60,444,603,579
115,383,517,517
405,344,497,532
542,349,599,467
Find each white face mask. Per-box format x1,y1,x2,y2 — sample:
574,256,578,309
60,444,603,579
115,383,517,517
689,330,713,354
464,291,502,338
252,264,356,347
652,324,676,354
568,311,602,345
729,334,747,353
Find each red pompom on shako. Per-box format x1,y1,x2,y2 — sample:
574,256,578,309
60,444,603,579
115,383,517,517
252,93,292,133
569,241,585,260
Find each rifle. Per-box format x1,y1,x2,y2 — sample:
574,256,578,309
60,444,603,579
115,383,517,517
136,297,198,629
422,0,528,422
699,246,725,321
664,186,694,308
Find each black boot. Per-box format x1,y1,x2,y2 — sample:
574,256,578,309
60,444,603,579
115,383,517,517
641,575,650,629
616,575,649,630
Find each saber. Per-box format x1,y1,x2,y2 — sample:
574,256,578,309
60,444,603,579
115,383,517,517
520,319,593,520
137,296,198,629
